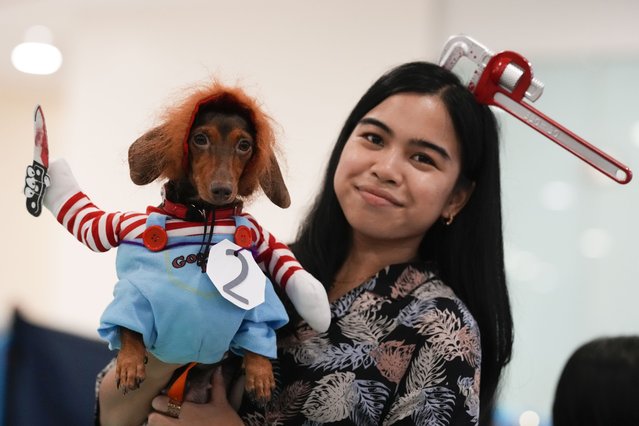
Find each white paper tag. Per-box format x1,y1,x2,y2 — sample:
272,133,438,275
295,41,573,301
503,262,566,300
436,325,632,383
207,239,265,310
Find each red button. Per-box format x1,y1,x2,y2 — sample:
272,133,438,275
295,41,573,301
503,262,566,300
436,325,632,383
143,225,168,251
234,226,252,248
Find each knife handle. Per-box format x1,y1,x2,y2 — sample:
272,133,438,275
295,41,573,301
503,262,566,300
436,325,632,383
24,161,49,217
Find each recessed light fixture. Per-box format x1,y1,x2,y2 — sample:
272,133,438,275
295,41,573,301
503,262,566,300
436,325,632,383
518,410,540,426
11,25,63,75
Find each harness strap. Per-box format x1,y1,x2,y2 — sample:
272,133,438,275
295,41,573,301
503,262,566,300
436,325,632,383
166,362,198,402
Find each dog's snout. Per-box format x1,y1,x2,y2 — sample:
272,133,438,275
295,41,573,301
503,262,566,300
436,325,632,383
211,184,233,202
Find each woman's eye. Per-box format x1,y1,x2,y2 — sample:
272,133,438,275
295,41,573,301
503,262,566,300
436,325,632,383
237,139,253,152
193,134,208,146
364,133,383,145
412,153,435,166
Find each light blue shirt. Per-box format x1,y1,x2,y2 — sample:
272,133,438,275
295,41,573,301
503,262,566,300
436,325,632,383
98,213,288,364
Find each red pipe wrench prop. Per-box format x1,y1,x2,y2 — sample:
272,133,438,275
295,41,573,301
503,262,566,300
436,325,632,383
439,35,632,185
24,105,51,216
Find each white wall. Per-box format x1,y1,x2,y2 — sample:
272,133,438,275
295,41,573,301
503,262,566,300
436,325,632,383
2,0,638,423
1,0,431,333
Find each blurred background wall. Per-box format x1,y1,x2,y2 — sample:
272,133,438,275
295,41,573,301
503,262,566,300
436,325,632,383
1,0,638,424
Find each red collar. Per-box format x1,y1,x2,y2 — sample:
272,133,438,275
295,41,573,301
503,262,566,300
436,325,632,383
148,198,242,221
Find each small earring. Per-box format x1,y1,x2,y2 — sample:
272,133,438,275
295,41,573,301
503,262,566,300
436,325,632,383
444,214,454,226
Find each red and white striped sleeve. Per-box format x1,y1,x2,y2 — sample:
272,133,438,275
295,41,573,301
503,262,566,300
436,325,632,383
53,191,146,252
243,213,303,290
40,160,148,252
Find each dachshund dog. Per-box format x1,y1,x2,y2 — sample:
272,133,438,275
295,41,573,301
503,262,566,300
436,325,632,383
35,82,331,405
120,91,289,399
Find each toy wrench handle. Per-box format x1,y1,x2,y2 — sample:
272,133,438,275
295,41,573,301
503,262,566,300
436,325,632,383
493,92,632,184
473,50,633,184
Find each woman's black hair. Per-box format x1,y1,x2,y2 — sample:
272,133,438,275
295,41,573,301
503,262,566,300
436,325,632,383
290,61,513,424
552,336,639,426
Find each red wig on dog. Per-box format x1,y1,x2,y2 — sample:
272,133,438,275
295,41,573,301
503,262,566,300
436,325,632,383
128,81,288,207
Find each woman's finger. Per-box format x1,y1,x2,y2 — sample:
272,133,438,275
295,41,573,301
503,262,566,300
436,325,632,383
147,410,176,426
149,395,183,425
151,394,170,412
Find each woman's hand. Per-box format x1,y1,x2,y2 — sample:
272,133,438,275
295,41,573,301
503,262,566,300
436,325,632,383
99,354,179,426
147,367,243,425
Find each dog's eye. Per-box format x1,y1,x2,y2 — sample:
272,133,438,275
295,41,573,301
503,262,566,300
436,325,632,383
237,139,253,153
193,134,209,146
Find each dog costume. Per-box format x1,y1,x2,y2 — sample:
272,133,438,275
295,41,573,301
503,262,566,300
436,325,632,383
38,83,330,367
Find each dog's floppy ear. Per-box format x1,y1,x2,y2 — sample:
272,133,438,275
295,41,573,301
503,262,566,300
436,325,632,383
128,125,183,185
260,153,290,208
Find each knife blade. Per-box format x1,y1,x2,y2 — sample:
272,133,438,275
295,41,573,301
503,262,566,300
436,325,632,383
24,105,51,216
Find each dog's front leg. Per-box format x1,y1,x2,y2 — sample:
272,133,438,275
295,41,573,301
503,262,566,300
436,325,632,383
116,327,147,394
243,351,275,403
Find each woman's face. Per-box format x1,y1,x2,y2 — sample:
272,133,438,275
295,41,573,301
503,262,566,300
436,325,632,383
333,93,473,247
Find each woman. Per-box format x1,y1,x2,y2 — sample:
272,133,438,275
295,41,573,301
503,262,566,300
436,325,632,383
553,336,639,426
104,61,513,425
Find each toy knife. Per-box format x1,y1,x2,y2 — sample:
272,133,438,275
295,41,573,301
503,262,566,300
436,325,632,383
24,105,51,216
439,35,632,184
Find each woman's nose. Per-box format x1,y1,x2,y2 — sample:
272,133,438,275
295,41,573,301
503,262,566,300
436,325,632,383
370,150,402,184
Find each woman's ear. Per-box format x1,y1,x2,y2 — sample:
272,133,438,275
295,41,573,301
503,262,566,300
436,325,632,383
442,181,476,221
128,125,179,185
259,154,291,208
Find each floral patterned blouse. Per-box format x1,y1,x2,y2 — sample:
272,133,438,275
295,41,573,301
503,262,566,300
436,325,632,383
238,262,482,425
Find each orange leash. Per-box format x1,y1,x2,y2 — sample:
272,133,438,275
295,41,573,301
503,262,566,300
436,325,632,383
166,362,198,402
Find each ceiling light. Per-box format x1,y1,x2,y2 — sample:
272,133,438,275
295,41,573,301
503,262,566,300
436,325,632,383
518,410,540,426
11,25,63,75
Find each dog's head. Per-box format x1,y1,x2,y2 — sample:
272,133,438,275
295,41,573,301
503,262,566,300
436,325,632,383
128,82,290,208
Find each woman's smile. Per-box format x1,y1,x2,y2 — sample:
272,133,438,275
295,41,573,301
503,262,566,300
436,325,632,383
356,184,403,207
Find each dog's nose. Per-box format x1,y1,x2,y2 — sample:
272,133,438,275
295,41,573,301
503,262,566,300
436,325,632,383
211,185,233,201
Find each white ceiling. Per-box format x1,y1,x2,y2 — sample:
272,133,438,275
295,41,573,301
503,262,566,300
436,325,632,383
3,0,639,86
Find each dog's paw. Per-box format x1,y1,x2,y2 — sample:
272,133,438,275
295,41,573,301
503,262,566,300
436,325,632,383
115,352,147,395
243,354,275,405
245,372,274,406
